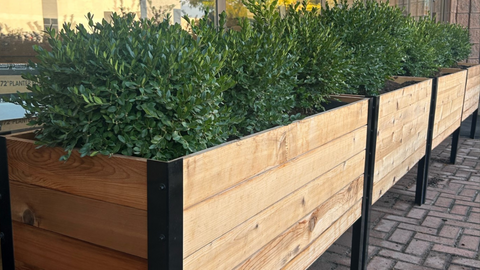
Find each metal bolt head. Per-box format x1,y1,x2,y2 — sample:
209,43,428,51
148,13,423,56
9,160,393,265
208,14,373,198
159,234,166,240
159,184,166,190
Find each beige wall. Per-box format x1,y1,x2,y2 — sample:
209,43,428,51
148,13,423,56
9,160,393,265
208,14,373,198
0,0,181,34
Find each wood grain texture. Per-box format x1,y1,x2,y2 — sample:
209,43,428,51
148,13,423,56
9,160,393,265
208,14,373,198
182,100,368,209
432,70,467,148
9,181,147,258
233,187,362,270
378,79,432,119
462,64,480,121
6,135,148,210
184,126,367,258
280,201,362,270
372,81,430,201
184,153,364,269
372,144,426,204
12,222,147,270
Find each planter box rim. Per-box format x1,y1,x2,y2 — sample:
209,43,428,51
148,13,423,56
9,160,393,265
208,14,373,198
3,97,368,163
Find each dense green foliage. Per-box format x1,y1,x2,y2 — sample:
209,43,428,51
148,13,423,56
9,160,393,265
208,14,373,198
10,0,472,160
12,13,235,161
401,16,471,77
284,2,351,111
320,0,408,95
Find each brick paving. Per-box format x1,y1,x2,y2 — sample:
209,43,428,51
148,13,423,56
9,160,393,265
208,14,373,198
310,119,480,270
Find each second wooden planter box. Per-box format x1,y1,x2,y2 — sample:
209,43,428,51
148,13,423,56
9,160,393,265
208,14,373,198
2,98,369,269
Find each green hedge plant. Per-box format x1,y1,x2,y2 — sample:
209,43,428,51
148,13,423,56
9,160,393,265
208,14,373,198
320,0,408,94
283,1,351,112
11,13,235,161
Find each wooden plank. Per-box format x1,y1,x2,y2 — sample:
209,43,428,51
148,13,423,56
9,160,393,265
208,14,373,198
234,197,362,270
372,146,426,204
378,80,431,118
462,65,480,120
280,201,362,270
6,136,148,210
184,126,367,257
376,96,430,157
12,222,147,270
184,153,364,269
432,107,463,148
374,119,427,184
432,120,462,149
392,76,429,84
183,100,368,209
9,181,147,258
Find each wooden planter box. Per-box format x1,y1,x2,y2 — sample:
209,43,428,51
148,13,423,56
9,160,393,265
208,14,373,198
2,98,369,269
460,63,480,122
431,68,468,149
371,77,433,204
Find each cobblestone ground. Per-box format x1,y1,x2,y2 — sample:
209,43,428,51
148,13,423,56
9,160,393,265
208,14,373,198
310,134,480,270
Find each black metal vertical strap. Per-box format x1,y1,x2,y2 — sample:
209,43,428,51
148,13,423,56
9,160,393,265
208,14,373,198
449,127,461,164
471,109,478,139
0,136,15,269
415,78,438,206
351,96,379,270
147,159,183,270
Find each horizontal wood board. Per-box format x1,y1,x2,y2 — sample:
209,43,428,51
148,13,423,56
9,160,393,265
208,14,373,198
6,135,148,210
184,152,365,269
233,186,363,270
12,222,147,270
432,70,467,149
183,125,368,258
182,99,369,209
372,79,432,203
9,181,147,258
281,200,362,269
462,64,480,121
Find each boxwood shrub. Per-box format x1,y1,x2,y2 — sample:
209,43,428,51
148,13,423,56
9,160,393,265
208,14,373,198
9,0,473,161
12,13,235,161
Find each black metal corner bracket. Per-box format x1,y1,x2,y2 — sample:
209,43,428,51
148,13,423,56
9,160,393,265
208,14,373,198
147,158,183,270
415,78,438,206
351,96,379,270
0,136,15,269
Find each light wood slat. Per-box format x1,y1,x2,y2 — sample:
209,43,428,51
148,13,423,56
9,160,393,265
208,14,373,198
372,146,426,204
376,97,430,158
374,120,427,184
184,153,365,269
462,64,480,120
280,201,362,270
9,181,147,258
183,126,367,258
12,222,147,270
6,136,147,210
234,195,362,270
391,76,429,84
378,79,431,118
432,120,463,149
432,107,463,148
182,100,368,209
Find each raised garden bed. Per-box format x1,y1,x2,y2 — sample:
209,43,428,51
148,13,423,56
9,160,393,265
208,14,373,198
2,98,369,269
371,77,433,204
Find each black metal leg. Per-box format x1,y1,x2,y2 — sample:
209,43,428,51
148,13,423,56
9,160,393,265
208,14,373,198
470,109,478,139
415,157,426,206
415,78,437,206
147,159,183,270
351,97,379,270
0,136,15,269
450,127,461,164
